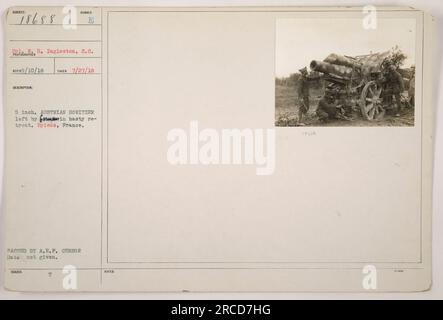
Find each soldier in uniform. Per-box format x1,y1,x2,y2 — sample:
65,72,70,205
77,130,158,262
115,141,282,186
316,90,352,122
408,65,415,107
316,91,338,122
297,67,319,124
384,63,405,116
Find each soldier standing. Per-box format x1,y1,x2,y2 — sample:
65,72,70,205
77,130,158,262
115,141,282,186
408,66,415,107
385,63,405,117
297,67,318,125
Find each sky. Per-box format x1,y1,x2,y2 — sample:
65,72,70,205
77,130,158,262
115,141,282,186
275,18,416,78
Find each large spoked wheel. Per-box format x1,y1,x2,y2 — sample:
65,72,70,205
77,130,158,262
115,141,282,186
360,81,384,121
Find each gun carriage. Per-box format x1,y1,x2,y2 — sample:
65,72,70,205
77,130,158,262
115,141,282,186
310,52,410,120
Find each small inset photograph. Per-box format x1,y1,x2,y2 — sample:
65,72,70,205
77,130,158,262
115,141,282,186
275,18,416,127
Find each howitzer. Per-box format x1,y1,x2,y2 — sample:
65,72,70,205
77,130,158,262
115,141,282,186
309,60,354,79
309,51,395,121
323,53,362,69
309,51,412,121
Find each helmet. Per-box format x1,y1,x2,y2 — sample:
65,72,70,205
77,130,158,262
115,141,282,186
299,67,308,74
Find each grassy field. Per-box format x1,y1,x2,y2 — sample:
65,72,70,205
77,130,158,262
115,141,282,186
275,83,415,127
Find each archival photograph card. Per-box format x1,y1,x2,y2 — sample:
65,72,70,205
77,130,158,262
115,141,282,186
3,6,435,292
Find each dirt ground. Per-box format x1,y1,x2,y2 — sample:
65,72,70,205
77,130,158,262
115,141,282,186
275,84,415,127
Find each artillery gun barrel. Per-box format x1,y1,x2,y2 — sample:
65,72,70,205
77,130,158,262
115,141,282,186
310,60,353,79
324,53,361,69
